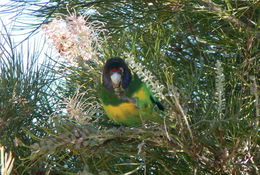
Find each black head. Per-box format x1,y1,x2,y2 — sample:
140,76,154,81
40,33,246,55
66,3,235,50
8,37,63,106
103,57,132,91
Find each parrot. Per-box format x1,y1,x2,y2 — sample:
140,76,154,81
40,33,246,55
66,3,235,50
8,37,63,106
99,57,164,126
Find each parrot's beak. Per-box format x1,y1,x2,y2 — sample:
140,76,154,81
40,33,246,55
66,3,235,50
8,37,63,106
110,72,122,87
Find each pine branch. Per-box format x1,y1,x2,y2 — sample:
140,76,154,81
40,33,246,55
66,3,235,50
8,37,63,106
198,0,260,38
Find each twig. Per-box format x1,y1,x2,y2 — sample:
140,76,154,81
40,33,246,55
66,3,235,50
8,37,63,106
198,0,260,38
173,93,194,144
250,76,259,129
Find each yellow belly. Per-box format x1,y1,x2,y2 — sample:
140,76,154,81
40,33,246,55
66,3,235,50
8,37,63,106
103,102,139,123
102,87,152,125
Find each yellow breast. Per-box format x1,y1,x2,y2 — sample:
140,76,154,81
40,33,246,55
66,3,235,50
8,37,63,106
103,102,139,123
102,87,150,125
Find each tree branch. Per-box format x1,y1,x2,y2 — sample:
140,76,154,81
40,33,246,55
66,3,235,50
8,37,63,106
198,0,260,38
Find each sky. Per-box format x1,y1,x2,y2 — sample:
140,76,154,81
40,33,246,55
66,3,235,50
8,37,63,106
0,0,54,65
0,0,14,24
0,0,44,40
0,0,29,43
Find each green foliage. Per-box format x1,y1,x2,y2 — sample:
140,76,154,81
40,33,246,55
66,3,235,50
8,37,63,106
0,25,58,173
0,0,259,174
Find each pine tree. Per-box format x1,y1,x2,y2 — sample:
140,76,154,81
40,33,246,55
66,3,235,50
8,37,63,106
0,0,259,174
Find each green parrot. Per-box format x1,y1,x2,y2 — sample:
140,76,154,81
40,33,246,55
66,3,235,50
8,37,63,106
99,57,164,126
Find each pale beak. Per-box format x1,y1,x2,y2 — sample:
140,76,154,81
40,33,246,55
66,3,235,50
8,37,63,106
110,72,122,86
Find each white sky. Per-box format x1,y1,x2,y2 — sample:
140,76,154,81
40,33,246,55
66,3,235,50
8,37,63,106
0,0,26,43
0,0,55,65
1,0,42,40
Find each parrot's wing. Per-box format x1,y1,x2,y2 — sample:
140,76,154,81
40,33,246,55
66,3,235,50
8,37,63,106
150,95,164,111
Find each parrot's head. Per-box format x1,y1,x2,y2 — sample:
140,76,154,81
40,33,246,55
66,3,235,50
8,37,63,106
103,57,132,91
